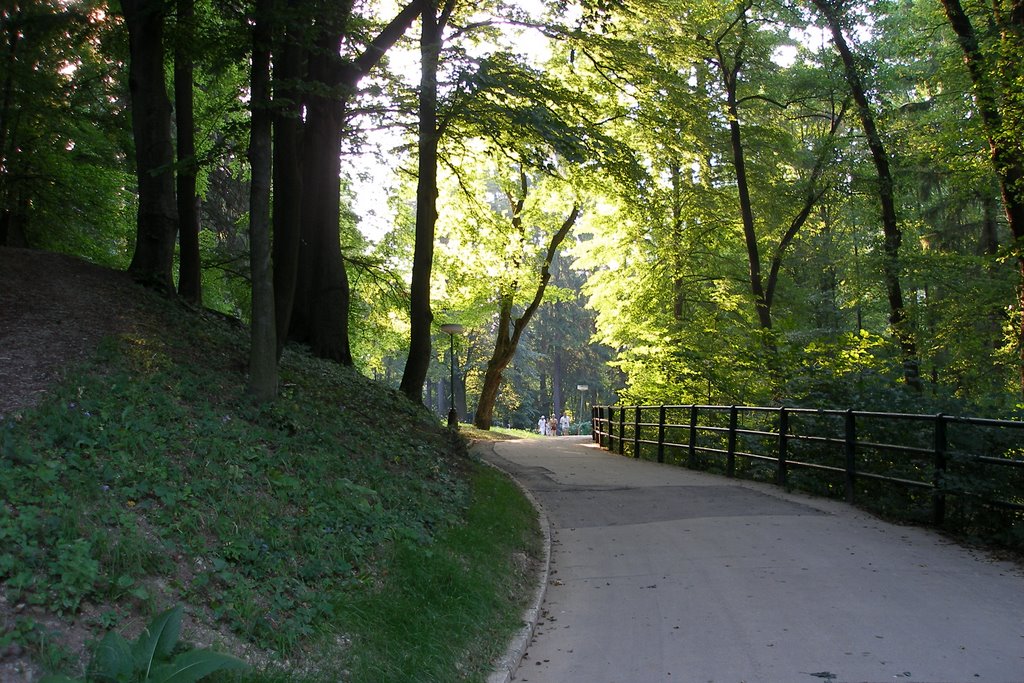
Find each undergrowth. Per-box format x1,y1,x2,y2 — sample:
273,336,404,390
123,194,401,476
0,298,540,681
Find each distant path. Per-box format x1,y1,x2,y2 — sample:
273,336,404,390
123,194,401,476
483,436,1024,683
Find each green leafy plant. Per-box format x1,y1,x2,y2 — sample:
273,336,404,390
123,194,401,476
42,606,247,683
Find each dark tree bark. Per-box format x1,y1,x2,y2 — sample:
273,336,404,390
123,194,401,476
121,0,178,292
247,0,277,402
473,199,580,430
713,12,834,334
538,370,548,418
812,0,922,389
0,9,20,247
284,0,424,364
400,0,456,402
552,347,564,423
291,16,353,363
717,37,772,331
175,0,202,303
271,0,304,359
939,0,1024,394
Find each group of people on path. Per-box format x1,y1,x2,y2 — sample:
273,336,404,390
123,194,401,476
538,412,571,436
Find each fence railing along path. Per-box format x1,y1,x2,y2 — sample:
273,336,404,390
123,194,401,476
591,404,1024,536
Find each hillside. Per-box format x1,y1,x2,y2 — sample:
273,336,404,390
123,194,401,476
0,248,151,417
0,247,539,682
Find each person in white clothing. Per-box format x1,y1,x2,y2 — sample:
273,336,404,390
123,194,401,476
559,413,570,435
538,415,547,435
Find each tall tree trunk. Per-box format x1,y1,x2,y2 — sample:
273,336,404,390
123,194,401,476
121,0,178,292
0,10,20,240
400,0,455,402
539,371,548,418
473,204,579,430
286,0,423,364
271,0,304,359
812,0,921,389
175,0,202,303
670,162,687,321
940,0,1024,395
714,23,772,331
247,0,277,402
291,17,352,364
552,348,564,422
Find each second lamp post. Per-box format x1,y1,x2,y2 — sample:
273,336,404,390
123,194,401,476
440,323,464,429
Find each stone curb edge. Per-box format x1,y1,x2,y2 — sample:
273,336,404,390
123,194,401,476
472,442,552,683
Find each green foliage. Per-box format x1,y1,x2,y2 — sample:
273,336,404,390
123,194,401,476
0,292,478,666
559,0,1024,412
0,1,135,258
0,617,76,673
332,463,540,682
39,606,247,683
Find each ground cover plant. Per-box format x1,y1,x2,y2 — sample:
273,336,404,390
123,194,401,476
0,283,541,682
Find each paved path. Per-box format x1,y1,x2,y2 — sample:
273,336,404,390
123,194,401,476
482,436,1024,683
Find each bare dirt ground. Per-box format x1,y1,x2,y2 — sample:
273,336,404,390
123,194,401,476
0,247,144,418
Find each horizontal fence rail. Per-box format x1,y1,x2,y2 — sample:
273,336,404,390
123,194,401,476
590,404,1024,539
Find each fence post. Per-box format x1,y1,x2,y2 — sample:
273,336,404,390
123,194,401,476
727,405,738,478
618,406,626,455
591,406,597,443
933,413,947,526
777,407,789,487
633,406,642,458
601,406,608,447
657,405,667,463
687,404,698,469
844,409,856,503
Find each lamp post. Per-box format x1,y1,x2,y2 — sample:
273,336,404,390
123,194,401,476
440,323,464,429
576,384,589,435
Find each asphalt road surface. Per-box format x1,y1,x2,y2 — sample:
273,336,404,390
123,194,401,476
483,436,1024,683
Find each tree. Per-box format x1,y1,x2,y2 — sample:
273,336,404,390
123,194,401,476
270,0,304,359
939,0,1024,394
707,1,840,334
0,2,132,257
810,0,921,389
247,0,276,402
399,0,457,402
120,0,178,292
287,1,356,364
282,0,424,365
174,0,201,303
472,170,579,429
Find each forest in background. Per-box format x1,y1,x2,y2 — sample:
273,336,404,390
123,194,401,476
3,0,1023,427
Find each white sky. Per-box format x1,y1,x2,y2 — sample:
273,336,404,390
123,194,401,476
347,0,555,243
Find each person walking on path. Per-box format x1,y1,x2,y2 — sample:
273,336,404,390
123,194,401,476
537,415,547,435
559,412,570,436
547,415,558,436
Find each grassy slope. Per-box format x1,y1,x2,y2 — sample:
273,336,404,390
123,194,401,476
0,292,540,682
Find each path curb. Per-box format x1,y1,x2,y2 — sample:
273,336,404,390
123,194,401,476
472,442,551,683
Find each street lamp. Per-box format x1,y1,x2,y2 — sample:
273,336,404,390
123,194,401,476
576,384,589,435
440,323,464,429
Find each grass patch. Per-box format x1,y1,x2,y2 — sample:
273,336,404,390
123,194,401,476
330,463,541,682
0,295,541,681
460,425,545,441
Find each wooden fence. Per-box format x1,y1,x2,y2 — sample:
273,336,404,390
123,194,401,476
591,404,1024,535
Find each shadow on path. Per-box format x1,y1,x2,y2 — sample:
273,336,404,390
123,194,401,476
484,436,1024,683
